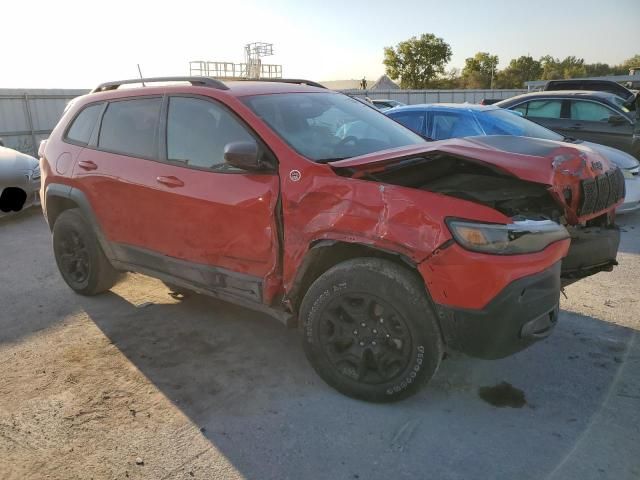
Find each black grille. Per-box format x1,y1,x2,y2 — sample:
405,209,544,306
579,168,625,216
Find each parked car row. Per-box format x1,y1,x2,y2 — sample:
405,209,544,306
386,102,640,213
38,77,624,402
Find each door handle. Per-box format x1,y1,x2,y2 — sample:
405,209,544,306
156,175,184,188
78,160,98,171
569,123,583,130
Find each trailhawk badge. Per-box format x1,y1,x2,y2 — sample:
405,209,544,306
289,170,301,182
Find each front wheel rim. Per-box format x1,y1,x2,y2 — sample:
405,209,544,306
317,293,413,385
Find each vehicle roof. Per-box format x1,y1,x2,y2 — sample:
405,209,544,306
387,103,499,113
499,90,621,102
84,79,329,102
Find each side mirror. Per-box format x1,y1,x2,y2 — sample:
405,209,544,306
608,114,627,125
223,141,265,171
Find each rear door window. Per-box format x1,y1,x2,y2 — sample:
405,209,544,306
388,111,426,135
523,100,563,119
166,96,255,169
429,111,482,140
98,97,162,158
65,103,103,145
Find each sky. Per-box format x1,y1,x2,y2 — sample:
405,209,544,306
2,0,639,89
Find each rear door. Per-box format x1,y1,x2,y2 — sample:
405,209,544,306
567,99,634,151
517,98,571,136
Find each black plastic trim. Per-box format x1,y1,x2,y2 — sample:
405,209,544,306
435,261,561,359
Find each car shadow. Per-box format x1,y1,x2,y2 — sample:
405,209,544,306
78,288,640,480
0,207,82,345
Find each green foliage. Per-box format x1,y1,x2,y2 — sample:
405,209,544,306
383,34,452,89
381,36,639,90
462,52,499,88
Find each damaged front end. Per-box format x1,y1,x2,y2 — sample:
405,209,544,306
330,136,624,283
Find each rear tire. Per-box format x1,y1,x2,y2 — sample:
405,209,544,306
300,258,443,402
52,209,119,295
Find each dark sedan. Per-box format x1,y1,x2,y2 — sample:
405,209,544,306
496,91,640,158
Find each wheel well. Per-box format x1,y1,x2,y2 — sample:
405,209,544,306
288,241,420,312
46,195,79,229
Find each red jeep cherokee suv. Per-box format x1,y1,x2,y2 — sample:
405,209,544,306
40,77,623,402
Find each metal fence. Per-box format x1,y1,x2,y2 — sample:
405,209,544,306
0,89,89,156
0,87,527,156
340,88,527,105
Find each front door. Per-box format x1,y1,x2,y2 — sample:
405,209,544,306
567,99,634,152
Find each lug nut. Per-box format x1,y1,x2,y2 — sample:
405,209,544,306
353,330,358,335
359,341,365,347
379,318,384,324
361,322,366,327
372,341,377,346
372,329,378,334
386,334,390,338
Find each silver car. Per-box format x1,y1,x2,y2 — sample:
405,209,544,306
0,142,41,217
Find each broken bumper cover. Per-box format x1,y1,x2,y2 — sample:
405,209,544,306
434,262,561,360
561,225,620,284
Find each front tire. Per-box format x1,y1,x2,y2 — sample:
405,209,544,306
52,209,119,295
300,258,443,402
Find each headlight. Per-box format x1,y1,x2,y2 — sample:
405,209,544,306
446,218,569,255
31,165,41,180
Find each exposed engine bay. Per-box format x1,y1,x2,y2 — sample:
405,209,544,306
334,153,620,282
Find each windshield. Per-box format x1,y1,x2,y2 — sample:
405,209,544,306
610,95,631,113
475,109,564,141
242,93,425,162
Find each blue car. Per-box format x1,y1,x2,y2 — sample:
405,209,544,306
386,103,640,214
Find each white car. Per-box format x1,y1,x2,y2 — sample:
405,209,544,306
0,142,41,217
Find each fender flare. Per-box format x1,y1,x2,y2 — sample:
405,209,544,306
45,183,116,261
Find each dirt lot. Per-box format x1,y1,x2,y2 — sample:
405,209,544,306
1,208,639,480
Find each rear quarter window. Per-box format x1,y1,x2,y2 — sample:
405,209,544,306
65,103,103,145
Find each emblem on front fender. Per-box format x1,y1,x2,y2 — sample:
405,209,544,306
591,161,603,171
289,170,301,182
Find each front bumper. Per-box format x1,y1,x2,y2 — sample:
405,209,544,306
434,262,561,359
561,225,620,285
617,177,640,214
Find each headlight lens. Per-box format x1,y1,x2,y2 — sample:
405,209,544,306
623,167,638,179
446,218,569,255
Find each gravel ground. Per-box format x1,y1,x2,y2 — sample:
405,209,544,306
0,208,639,480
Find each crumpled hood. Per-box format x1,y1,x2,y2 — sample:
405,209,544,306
0,146,39,173
330,135,622,224
330,135,614,186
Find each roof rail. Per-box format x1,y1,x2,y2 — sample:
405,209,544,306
91,76,229,93
233,78,327,89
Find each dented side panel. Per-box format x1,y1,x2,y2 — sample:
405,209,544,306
278,163,510,295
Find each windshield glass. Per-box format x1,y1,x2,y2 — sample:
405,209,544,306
242,93,425,162
610,95,631,113
476,109,564,141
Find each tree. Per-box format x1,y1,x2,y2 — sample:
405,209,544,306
584,62,613,77
461,52,499,88
383,34,452,89
495,55,542,88
540,56,587,80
